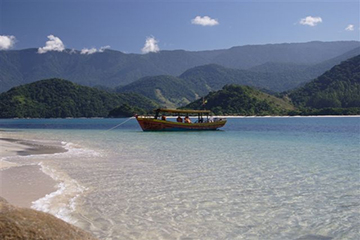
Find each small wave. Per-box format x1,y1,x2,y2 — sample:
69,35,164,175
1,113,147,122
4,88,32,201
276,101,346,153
2,138,101,225
0,156,20,170
32,162,87,224
30,141,101,224
62,141,102,158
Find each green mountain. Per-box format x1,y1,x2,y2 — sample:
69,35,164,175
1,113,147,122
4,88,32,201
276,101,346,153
117,51,360,108
0,41,358,93
179,63,299,93
289,55,360,110
0,78,158,118
185,85,295,116
116,75,197,108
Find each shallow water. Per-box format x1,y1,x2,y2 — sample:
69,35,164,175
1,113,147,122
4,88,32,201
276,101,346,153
0,117,359,239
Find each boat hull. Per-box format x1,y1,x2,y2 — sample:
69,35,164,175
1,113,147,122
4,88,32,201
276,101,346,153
136,117,226,131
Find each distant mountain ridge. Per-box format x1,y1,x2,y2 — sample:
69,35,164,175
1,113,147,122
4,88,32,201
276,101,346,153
0,41,359,93
182,55,360,115
117,49,360,107
1,52,358,118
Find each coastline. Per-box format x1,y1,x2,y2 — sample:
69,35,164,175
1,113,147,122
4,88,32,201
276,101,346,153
0,137,66,208
0,134,98,239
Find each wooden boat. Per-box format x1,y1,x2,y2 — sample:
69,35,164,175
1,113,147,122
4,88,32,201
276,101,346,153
135,109,226,131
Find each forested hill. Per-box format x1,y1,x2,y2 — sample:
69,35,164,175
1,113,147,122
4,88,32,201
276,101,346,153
289,55,360,109
0,41,359,92
116,75,197,108
0,78,158,118
117,53,360,109
185,85,295,116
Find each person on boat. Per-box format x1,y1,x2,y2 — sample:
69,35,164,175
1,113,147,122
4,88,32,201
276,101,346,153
184,116,191,124
161,115,167,121
154,109,160,119
177,116,183,122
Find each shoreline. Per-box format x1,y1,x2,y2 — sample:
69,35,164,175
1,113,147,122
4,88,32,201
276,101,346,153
0,137,67,208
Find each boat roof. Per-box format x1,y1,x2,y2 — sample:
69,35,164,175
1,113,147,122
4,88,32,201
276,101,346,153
154,108,211,114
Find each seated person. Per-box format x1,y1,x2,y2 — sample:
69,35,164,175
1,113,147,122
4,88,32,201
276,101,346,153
177,116,183,122
184,116,191,123
161,115,167,121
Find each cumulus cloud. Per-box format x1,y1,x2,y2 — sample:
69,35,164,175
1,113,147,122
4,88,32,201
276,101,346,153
0,35,16,50
38,35,65,54
99,45,110,52
345,24,354,31
69,49,77,54
191,16,219,26
141,36,160,54
81,47,97,55
299,16,322,26
80,45,111,55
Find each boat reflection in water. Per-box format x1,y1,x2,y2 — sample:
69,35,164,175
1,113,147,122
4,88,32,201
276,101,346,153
135,108,226,131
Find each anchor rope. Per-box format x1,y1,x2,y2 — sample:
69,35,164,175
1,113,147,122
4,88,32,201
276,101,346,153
105,116,135,131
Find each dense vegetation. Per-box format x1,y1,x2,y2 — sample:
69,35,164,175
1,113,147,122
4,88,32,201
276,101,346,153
183,54,360,116
0,41,358,92
116,75,197,108
116,47,359,107
108,104,147,118
185,85,294,116
0,78,158,118
0,52,359,118
289,55,360,111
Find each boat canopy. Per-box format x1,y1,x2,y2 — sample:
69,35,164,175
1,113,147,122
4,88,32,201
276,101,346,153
154,108,211,114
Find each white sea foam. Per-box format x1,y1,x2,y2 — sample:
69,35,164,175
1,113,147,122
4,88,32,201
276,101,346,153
31,162,86,224
62,141,102,158
0,156,20,170
31,168,86,224
30,141,100,224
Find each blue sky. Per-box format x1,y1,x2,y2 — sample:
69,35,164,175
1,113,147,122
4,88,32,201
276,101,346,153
1,0,359,54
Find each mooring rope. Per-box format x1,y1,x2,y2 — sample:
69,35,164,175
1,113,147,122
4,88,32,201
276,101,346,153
105,116,135,131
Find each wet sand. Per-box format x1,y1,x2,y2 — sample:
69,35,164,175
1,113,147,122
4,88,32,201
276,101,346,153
0,137,66,208
0,165,57,208
0,137,67,157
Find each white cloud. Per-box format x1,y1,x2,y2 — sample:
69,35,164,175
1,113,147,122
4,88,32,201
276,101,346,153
299,16,322,27
0,35,16,50
69,49,77,54
345,24,354,31
99,45,110,52
191,16,219,26
81,47,97,55
141,36,160,54
80,45,111,55
38,35,65,54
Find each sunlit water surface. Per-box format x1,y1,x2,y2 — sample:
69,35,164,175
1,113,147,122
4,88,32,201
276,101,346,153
0,117,359,240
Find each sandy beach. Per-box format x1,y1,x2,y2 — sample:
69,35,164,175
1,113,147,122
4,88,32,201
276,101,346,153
0,137,66,208
0,134,98,239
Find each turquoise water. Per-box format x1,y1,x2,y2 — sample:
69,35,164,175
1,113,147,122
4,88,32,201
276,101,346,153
0,117,359,239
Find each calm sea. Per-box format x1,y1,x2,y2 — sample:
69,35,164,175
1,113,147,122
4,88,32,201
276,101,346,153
0,117,359,240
